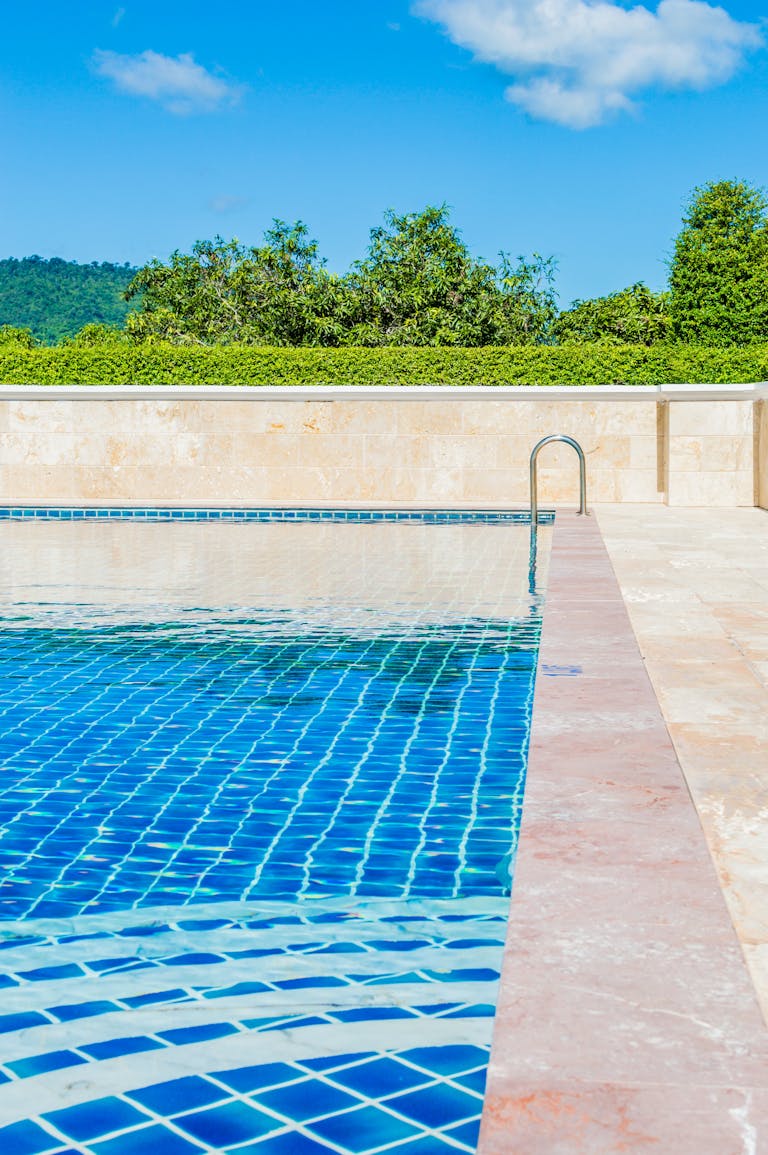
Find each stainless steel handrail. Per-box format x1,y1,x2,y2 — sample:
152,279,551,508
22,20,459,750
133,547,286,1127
529,435,588,526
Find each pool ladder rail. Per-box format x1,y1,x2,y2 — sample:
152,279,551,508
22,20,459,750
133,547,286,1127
529,434,589,527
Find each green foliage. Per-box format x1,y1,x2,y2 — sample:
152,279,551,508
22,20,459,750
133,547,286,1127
343,206,557,345
1,342,767,386
555,284,671,345
0,257,137,345
0,324,37,347
64,323,131,346
669,180,768,345
125,208,557,347
7,181,768,355
125,225,354,346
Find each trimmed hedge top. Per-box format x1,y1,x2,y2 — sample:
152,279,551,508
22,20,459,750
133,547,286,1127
0,343,767,386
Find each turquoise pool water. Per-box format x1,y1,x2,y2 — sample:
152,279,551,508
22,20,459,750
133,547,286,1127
0,514,547,1155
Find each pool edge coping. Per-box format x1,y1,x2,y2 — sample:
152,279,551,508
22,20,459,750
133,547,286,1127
478,510,768,1152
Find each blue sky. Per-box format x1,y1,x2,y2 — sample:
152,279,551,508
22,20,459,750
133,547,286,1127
2,0,766,305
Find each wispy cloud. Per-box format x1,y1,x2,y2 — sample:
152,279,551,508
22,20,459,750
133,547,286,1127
112,7,125,28
92,49,243,115
415,0,763,128
209,194,248,214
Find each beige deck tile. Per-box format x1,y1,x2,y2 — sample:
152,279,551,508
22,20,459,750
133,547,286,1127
597,503,768,1023
642,657,768,724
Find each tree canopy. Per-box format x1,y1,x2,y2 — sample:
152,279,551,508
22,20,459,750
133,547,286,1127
125,223,352,346
554,283,671,345
124,206,558,347
342,206,557,346
3,183,768,348
668,180,768,345
0,256,136,344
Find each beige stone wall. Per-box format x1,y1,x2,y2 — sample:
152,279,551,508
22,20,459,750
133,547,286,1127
665,398,757,508
759,399,768,511
0,387,764,508
0,394,663,506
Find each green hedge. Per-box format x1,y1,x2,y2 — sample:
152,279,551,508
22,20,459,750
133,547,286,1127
1,342,767,385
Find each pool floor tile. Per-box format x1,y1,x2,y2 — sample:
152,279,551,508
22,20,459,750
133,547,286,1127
382,1084,481,1129
307,1104,422,1150
126,1076,230,1116
43,1098,152,1143
174,1100,285,1146
89,1125,207,1155
235,1132,341,1155
254,1081,363,1123
328,1058,433,1098
0,1119,63,1155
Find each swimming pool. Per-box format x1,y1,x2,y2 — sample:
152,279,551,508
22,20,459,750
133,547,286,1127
0,513,549,1155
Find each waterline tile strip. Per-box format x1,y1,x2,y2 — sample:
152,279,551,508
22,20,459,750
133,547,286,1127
0,506,553,525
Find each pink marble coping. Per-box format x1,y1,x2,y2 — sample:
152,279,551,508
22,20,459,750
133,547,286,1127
478,512,768,1154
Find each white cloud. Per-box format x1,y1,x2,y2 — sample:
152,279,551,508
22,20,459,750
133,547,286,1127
92,49,242,115
415,0,763,127
209,194,248,214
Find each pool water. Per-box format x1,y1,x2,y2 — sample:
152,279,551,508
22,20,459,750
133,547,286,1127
0,516,548,1155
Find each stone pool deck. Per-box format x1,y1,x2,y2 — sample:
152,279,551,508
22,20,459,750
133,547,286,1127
599,505,768,1026
479,506,768,1154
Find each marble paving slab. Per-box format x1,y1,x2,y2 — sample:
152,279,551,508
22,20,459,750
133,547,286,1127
478,510,768,1155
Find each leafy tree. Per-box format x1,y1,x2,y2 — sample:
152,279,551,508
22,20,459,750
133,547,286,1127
0,257,136,344
125,207,557,347
125,223,353,346
554,283,671,345
344,206,556,345
0,324,37,347
66,323,130,345
669,180,768,344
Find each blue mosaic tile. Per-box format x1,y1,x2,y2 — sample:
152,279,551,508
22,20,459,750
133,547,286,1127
0,516,547,1155
122,988,191,1008
0,605,537,914
126,1076,228,1116
390,1139,471,1155
383,1083,480,1128
0,505,553,525
81,1035,165,1060
214,1063,306,1094
157,1023,239,1046
47,1001,121,1022
255,1080,362,1123
301,1053,373,1073
444,1118,484,1148
328,1057,432,1099
44,1097,152,1142
308,1104,420,1150
452,1068,488,1096
0,1120,61,1155
174,1101,283,1146
401,1046,490,1077
329,1007,417,1023
89,1126,206,1155
235,1133,334,1155
18,964,84,982
0,1012,49,1034
6,1049,88,1078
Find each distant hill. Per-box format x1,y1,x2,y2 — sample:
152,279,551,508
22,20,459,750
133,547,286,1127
0,256,138,344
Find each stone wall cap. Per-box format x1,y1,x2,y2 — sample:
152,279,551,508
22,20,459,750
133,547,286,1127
0,383,765,401
658,382,767,400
